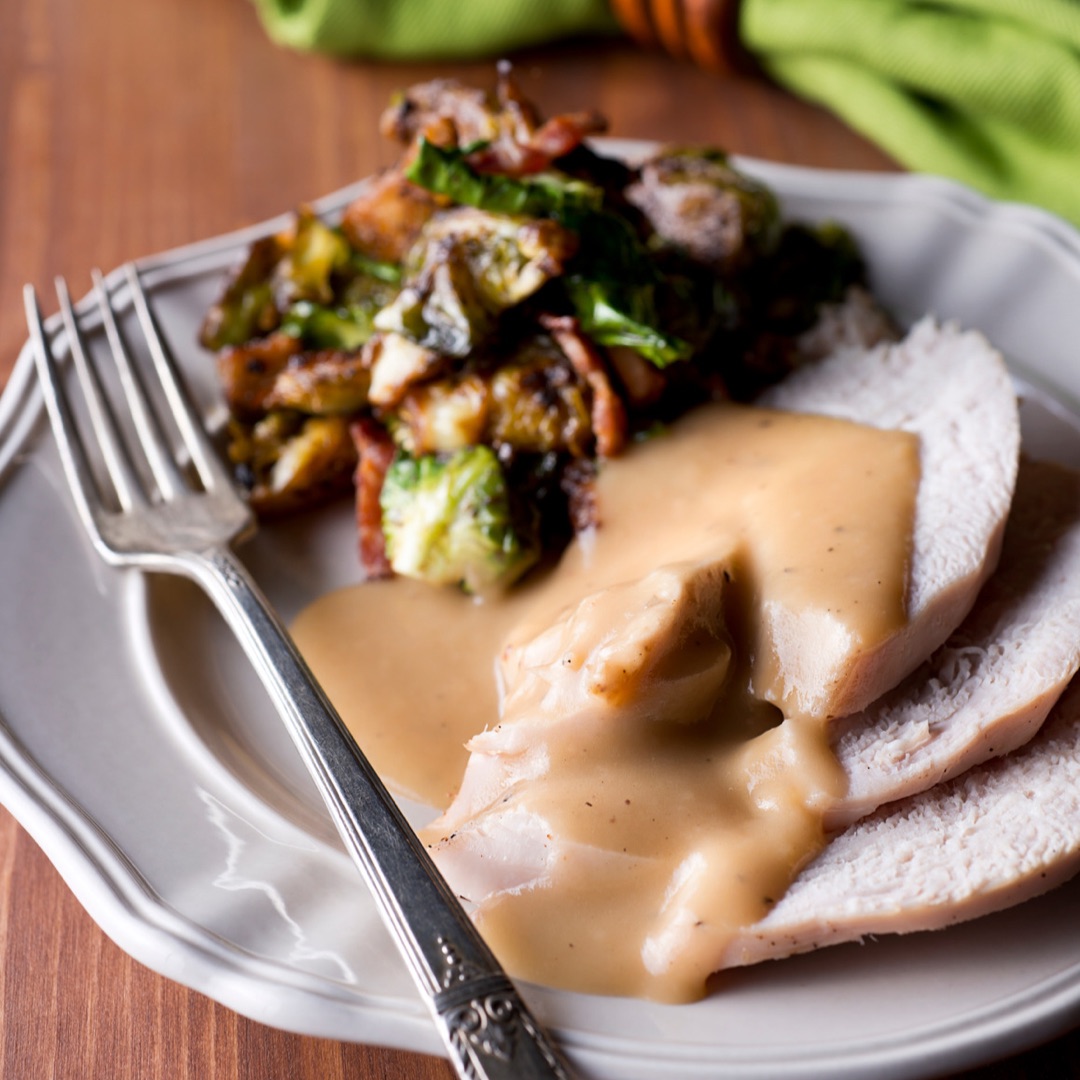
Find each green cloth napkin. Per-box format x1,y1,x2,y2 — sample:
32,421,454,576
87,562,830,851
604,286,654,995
742,0,1080,227
251,0,1080,227
250,0,619,60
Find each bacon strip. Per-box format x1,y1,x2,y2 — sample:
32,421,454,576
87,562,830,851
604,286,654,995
349,417,397,579
541,314,628,459
466,111,608,177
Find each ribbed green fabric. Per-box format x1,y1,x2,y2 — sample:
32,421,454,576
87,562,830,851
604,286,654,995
251,0,619,59
740,0,1080,225
250,0,1080,225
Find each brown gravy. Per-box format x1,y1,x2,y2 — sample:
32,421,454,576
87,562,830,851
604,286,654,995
291,402,920,1001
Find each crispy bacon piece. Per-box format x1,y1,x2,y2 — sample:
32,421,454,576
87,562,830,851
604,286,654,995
465,111,608,177
541,315,628,459
349,417,397,579
478,62,607,174
381,64,607,178
606,345,667,408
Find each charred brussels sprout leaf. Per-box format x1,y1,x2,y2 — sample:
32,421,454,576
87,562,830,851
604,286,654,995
375,250,491,357
380,446,540,594
281,260,401,351
565,210,693,368
759,221,867,328
564,278,692,368
405,138,603,220
228,412,356,516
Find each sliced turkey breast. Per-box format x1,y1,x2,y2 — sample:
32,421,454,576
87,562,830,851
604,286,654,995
829,457,1080,828
432,460,1080,991
759,316,1019,718
427,319,1022,1000
722,674,1080,970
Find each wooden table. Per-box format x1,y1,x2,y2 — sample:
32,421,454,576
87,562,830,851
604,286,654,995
2,1,1079,1076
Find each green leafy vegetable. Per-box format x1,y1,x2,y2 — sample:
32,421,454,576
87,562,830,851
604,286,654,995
380,446,540,594
564,278,692,368
375,250,492,357
403,138,693,369
199,236,283,350
404,138,603,221
350,251,404,284
280,301,377,351
273,210,352,310
376,208,575,356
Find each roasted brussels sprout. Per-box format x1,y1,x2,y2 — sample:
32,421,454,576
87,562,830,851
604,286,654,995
199,235,286,350
262,349,372,415
228,412,357,516
392,373,490,456
340,169,443,265
487,346,593,457
198,70,886,595
271,209,351,309
374,207,576,357
380,446,540,594
626,148,782,272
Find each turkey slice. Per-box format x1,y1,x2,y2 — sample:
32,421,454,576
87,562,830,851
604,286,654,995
758,316,1019,718
722,674,1080,970
829,457,1080,828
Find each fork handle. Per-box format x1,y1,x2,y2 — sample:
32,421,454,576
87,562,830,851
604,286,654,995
180,544,576,1080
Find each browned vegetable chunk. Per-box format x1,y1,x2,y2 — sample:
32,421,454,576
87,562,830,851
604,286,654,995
263,349,372,415
626,149,781,272
393,373,490,456
340,170,443,265
199,235,286,350
215,332,298,420
487,340,594,457
365,332,446,408
381,63,605,177
230,413,357,517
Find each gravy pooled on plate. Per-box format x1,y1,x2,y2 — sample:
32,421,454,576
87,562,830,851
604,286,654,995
292,402,919,1000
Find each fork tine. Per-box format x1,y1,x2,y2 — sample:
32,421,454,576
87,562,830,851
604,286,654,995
23,283,112,546
54,276,142,512
123,263,235,495
92,268,181,502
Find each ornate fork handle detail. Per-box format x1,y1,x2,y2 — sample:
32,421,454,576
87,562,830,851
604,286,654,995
436,976,572,1080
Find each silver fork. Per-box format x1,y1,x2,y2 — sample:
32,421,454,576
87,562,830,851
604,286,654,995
23,266,576,1080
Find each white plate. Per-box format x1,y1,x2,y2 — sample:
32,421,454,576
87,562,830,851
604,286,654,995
4,153,1080,1080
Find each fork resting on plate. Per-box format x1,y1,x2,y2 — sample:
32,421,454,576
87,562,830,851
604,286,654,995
23,266,576,1080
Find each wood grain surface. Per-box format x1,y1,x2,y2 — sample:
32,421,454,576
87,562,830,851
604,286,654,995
2,0,1079,1076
